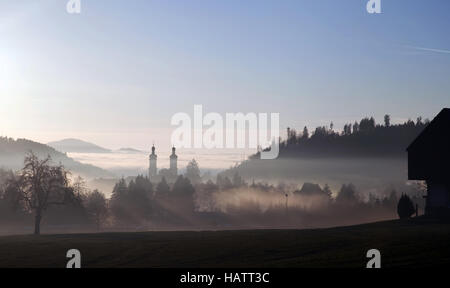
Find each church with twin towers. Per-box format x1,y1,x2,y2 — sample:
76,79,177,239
148,145,178,183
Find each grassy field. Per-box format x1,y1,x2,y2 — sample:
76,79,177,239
0,218,449,268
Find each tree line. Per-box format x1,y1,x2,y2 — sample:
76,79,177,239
0,152,200,234
253,115,429,158
0,152,422,234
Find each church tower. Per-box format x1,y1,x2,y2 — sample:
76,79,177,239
169,146,178,177
149,145,157,179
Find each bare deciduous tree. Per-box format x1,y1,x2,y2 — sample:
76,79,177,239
17,152,73,235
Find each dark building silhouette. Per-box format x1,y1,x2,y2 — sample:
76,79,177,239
407,108,450,216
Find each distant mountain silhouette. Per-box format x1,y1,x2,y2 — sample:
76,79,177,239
0,137,113,178
47,138,111,153
117,147,144,153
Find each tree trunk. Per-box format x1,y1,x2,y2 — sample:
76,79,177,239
96,216,100,232
34,210,42,235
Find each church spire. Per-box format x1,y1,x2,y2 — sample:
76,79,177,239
149,144,157,179
170,146,178,177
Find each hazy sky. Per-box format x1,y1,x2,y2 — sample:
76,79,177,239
1,0,449,150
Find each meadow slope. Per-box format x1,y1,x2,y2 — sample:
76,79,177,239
0,218,449,268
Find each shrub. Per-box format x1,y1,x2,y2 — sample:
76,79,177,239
397,194,415,219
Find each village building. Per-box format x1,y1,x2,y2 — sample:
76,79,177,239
407,108,450,217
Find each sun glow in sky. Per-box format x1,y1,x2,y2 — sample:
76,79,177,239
1,0,449,151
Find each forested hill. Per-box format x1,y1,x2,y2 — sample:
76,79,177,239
253,116,429,159
0,137,113,178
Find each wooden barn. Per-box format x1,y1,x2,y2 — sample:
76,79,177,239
407,108,450,217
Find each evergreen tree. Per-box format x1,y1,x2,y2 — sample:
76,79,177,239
336,183,358,204
352,121,359,133
185,159,201,184
302,126,309,139
397,194,415,219
384,114,391,127
109,178,129,224
156,177,170,197
172,175,195,197
111,178,127,202
84,189,108,230
323,184,332,198
128,175,153,220
232,172,244,187
171,175,196,213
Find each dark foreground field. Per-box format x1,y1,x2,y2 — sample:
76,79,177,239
0,219,449,268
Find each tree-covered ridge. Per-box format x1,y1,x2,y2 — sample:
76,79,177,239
254,115,429,158
0,137,113,178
